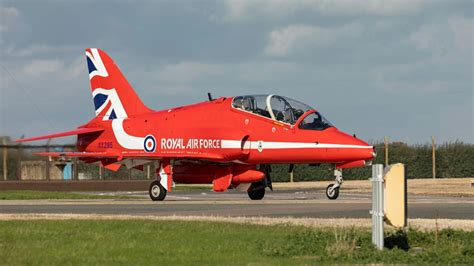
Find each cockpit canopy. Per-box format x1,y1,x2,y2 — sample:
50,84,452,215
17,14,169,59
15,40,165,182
232,94,333,130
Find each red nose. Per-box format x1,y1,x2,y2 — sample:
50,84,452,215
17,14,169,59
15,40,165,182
335,130,375,161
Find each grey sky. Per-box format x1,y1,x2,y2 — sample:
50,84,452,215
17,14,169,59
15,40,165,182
0,0,472,144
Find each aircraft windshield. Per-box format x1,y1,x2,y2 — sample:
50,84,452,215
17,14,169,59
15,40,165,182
232,95,314,125
298,112,333,130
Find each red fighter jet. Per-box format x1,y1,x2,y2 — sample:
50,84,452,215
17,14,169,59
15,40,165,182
18,48,376,201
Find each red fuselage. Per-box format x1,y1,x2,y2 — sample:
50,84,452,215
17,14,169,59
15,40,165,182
78,96,374,166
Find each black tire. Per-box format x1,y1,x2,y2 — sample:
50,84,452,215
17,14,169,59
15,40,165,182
248,187,265,200
149,180,167,201
326,184,339,200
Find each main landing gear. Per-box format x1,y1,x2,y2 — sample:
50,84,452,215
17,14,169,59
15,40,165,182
325,168,343,200
248,181,265,200
149,180,167,201
247,164,272,200
149,160,172,201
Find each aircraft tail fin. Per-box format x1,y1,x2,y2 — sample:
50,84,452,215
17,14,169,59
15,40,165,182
85,48,152,120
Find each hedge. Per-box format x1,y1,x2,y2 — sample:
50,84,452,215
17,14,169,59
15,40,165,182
270,141,474,182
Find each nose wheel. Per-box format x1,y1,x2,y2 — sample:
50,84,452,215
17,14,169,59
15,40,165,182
326,168,343,200
326,184,339,200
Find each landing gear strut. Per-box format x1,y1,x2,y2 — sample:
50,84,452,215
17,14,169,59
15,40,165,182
326,168,342,200
149,160,172,201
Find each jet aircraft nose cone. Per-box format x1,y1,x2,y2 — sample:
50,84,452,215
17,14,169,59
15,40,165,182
371,147,377,158
335,130,375,161
354,138,376,160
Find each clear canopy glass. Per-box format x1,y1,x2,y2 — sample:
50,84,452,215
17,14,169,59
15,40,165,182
298,112,333,130
232,95,332,129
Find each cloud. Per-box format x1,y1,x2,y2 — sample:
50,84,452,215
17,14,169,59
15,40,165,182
448,15,473,52
2,44,82,58
406,23,441,51
1,54,89,136
21,59,64,76
370,55,470,94
372,13,472,95
219,0,428,22
0,6,19,33
405,15,473,54
157,62,224,84
129,62,225,96
264,23,364,57
0,6,21,46
131,60,302,98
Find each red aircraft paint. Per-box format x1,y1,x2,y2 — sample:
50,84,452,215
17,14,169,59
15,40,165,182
18,48,376,201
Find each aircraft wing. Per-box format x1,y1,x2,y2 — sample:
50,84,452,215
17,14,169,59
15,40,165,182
35,151,226,161
17,127,104,142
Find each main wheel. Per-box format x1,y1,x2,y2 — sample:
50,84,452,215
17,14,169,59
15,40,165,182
248,187,265,200
326,184,339,200
149,180,167,201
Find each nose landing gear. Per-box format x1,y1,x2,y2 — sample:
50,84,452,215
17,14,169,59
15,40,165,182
325,168,343,200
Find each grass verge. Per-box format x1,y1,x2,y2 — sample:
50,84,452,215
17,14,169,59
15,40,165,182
0,190,134,200
0,185,211,200
0,220,472,265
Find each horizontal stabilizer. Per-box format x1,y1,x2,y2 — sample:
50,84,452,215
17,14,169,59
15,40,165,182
35,151,118,158
16,127,104,143
34,151,225,161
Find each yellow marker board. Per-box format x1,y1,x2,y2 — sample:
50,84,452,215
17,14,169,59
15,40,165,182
383,163,407,228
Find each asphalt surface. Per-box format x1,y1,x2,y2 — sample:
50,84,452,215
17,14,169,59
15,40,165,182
1,189,473,219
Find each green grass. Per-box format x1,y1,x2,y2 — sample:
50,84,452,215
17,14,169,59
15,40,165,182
0,220,472,265
0,186,211,200
0,190,134,200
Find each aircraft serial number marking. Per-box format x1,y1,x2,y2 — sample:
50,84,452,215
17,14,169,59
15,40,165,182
161,138,221,149
98,142,113,148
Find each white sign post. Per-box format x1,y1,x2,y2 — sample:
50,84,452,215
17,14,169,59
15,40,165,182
371,164,384,250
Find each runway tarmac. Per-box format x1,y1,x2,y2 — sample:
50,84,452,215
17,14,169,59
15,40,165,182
1,189,473,219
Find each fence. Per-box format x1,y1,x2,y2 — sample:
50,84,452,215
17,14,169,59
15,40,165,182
0,136,155,181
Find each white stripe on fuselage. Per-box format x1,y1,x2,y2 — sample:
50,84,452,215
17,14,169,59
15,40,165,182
221,140,371,150
112,118,145,150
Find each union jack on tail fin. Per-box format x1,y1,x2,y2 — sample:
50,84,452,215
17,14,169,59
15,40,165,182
85,48,152,120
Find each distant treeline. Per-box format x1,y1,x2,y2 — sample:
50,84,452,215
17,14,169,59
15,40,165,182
270,141,474,181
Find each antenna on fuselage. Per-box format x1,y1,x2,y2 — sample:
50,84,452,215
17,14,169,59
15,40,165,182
207,92,214,101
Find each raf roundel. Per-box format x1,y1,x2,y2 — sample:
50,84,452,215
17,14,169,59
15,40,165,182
144,135,156,152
